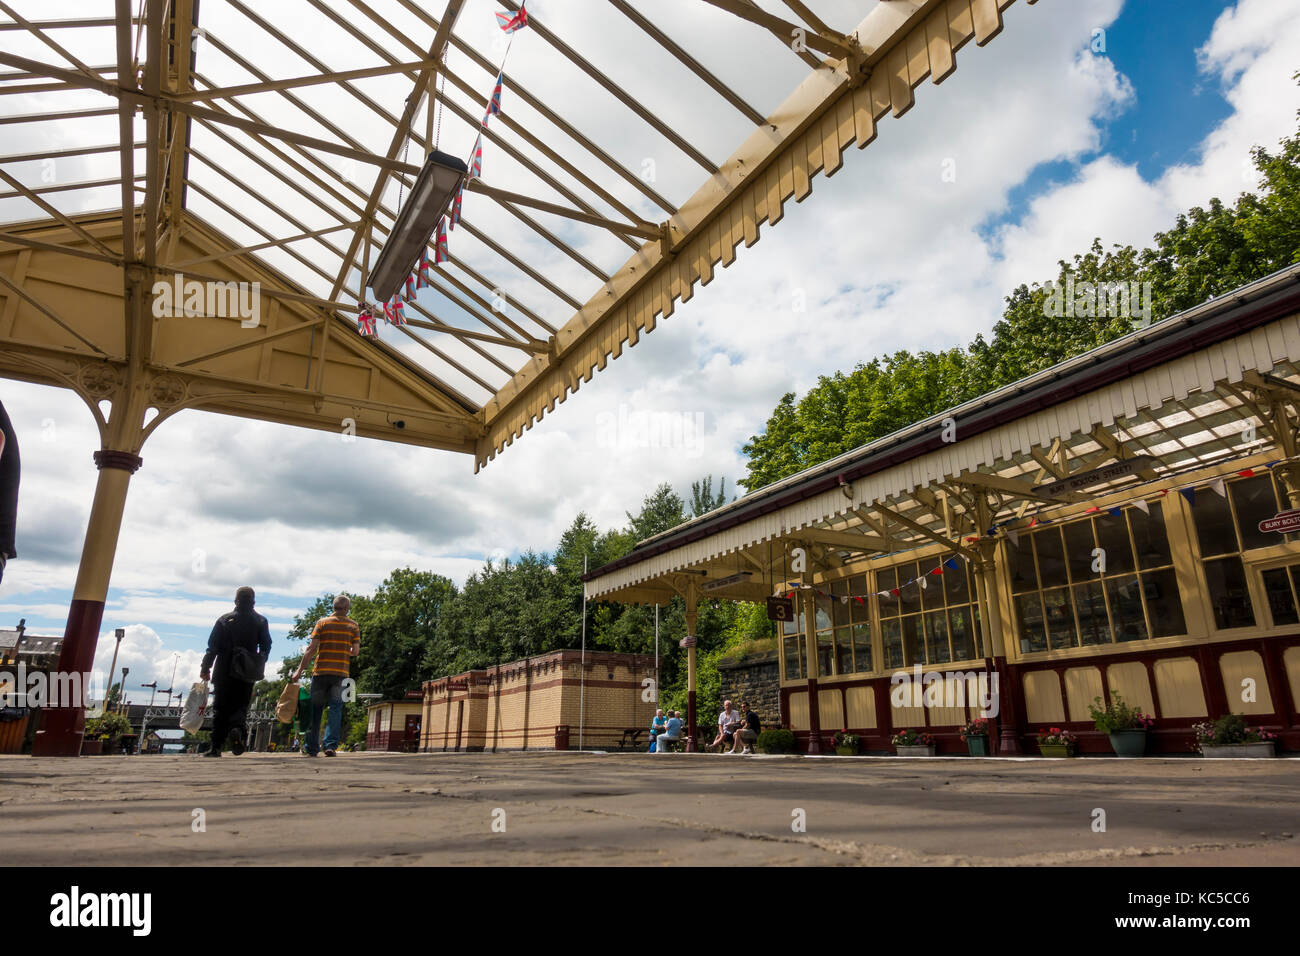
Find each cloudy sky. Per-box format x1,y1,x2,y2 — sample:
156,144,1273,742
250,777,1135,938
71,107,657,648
2,0,1298,701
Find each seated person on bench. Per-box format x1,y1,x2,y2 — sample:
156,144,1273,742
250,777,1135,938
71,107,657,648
655,710,684,754
648,709,667,753
729,701,760,754
711,699,743,752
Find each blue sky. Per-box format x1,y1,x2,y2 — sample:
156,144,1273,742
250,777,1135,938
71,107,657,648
2,0,1299,702
996,0,1237,235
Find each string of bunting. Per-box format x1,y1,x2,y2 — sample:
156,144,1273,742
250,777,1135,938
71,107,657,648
782,555,965,605
358,3,528,338
971,461,1288,547
776,459,1292,604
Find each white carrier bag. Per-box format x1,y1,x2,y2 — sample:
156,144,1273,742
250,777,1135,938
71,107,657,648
180,680,209,733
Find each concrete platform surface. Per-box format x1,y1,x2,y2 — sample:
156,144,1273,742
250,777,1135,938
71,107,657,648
1,751,1297,866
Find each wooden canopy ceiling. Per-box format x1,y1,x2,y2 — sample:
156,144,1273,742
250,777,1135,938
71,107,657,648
0,0,1038,466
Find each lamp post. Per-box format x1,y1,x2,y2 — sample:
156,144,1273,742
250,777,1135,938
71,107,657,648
118,666,128,714
104,626,124,713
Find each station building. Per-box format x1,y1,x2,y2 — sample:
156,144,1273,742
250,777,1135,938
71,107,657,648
419,649,656,752
583,266,1300,755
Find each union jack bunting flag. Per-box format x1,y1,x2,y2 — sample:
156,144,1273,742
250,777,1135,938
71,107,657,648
417,248,431,288
434,216,449,264
449,186,463,230
390,297,406,326
468,134,483,179
381,298,395,323
357,306,376,337
483,72,504,123
404,273,417,302
495,4,527,34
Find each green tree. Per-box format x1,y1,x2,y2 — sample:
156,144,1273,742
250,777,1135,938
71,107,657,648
741,110,1300,492
689,475,731,517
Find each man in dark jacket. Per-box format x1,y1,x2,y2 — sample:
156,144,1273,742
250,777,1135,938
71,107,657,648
0,400,19,586
200,586,272,757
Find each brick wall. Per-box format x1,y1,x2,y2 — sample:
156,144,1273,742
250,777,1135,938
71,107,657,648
717,650,782,730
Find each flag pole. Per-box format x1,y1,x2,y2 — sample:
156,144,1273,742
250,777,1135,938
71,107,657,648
579,552,587,751
654,603,659,701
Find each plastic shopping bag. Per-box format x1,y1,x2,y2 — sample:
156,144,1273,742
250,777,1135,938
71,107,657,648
276,681,299,724
180,681,208,733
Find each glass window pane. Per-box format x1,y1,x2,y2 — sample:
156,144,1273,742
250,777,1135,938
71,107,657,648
1063,520,1097,583
972,606,984,658
882,618,903,669
1232,475,1280,552
920,573,943,609
1014,593,1046,654
1143,568,1186,637
850,592,870,624
1262,566,1299,626
1096,513,1135,575
849,575,869,623
1106,574,1148,643
1010,536,1038,592
948,607,976,661
1131,500,1173,569
944,560,971,603
1204,556,1255,629
831,591,851,628
1073,580,1112,645
1193,488,1238,557
901,615,924,666
1035,528,1069,588
852,623,872,673
817,636,833,676
925,610,950,665
897,563,922,614
877,565,897,597
814,598,831,633
1043,586,1078,650
783,635,802,680
835,627,854,674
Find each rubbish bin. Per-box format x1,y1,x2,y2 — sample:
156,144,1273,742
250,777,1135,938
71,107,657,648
554,725,569,751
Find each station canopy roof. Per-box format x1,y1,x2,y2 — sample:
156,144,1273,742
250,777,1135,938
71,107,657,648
584,265,1300,604
0,0,1038,467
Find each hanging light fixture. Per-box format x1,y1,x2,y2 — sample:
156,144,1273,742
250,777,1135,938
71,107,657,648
368,149,467,303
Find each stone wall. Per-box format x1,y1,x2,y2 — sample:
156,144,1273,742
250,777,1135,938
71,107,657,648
716,650,782,730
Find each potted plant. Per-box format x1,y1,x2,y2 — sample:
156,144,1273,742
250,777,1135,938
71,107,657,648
1036,727,1077,758
833,729,860,756
960,717,991,756
1193,714,1278,758
892,729,936,757
1088,693,1154,757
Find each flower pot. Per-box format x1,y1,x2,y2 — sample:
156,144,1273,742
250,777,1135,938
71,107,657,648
1200,742,1276,758
81,739,103,756
965,735,989,757
834,745,858,756
1108,729,1146,758
896,744,936,757
1038,742,1073,758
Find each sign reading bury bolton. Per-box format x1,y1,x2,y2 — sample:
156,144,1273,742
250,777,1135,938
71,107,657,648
1035,456,1157,498
1259,509,1300,534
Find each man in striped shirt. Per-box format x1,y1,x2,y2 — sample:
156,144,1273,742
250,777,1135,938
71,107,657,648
293,594,360,757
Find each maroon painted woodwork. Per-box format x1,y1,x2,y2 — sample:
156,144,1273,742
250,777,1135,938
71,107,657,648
31,598,104,757
806,677,822,754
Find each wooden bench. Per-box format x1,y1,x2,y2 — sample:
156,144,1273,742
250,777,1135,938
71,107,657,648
617,728,645,751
